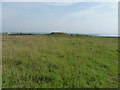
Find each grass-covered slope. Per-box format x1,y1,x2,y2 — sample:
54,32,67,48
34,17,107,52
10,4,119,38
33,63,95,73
2,34,119,88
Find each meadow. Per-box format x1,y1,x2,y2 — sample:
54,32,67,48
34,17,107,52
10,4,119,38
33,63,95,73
2,33,119,88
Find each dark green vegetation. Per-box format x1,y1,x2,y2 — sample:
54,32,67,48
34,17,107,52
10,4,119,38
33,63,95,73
2,34,119,88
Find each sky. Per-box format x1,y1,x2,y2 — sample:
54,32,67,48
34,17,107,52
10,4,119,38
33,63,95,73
2,2,118,34
0,2,1,33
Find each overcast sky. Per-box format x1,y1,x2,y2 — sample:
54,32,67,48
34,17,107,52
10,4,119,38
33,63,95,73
2,2,118,34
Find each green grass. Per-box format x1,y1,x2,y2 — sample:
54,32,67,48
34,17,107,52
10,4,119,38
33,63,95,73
2,34,119,88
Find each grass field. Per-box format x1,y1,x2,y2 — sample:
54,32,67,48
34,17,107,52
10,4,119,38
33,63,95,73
2,34,119,88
